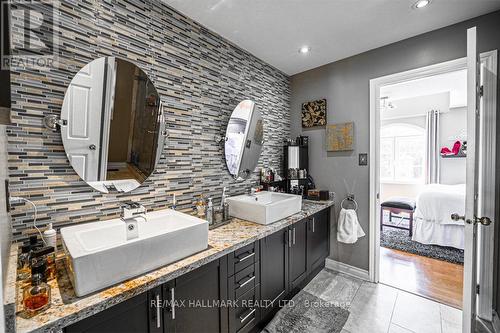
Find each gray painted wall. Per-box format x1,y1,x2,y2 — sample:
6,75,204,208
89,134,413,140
290,10,500,273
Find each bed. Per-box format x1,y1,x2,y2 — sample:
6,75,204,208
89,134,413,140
412,183,466,249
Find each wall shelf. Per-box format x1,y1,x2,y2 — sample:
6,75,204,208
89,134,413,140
441,153,466,158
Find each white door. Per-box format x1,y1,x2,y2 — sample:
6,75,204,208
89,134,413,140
61,57,106,182
459,26,493,333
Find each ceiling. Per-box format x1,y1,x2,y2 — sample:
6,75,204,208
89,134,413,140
381,69,467,108
162,0,500,75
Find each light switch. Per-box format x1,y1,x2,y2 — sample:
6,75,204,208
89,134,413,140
359,153,368,166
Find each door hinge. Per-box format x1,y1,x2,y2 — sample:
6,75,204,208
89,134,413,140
479,85,484,97
476,284,480,294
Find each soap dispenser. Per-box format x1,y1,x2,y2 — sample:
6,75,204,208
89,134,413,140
43,223,57,248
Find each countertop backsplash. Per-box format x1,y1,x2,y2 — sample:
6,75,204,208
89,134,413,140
7,0,291,242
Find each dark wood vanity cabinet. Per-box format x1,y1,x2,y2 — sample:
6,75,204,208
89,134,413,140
288,218,308,291
307,209,330,273
259,228,289,321
65,287,161,333
66,207,330,333
162,258,228,333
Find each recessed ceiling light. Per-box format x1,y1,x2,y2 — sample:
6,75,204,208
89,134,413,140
298,46,311,54
413,0,431,9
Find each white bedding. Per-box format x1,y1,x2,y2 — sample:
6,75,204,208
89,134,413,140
414,184,466,226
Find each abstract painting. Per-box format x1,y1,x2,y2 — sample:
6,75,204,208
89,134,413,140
301,99,327,128
326,122,354,151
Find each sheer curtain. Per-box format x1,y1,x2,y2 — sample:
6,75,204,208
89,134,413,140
425,110,440,184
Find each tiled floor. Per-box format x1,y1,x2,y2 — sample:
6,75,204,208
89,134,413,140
299,268,463,333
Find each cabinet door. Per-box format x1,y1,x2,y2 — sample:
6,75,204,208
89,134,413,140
65,290,153,333
163,258,228,333
260,228,289,320
307,209,330,272
289,219,308,291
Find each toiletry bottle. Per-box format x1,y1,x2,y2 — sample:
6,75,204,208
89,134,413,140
17,245,32,282
23,273,51,314
220,187,229,221
29,235,43,250
195,195,206,218
172,194,176,210
206,198,213,225
31,246,55,280
43,223,57,248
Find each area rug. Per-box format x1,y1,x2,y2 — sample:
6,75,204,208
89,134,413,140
380,227,464,264
262,290,350,333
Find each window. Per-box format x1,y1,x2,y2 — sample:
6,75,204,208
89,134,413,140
380,123,425,183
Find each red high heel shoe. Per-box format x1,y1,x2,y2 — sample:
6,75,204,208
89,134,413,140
451,140,461,155
441,141,462,156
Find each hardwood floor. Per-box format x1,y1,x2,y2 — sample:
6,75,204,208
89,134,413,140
380,247,463,309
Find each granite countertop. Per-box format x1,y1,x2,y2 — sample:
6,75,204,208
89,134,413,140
11,200,334,333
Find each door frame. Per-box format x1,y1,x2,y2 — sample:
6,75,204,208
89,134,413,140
368,51,497,313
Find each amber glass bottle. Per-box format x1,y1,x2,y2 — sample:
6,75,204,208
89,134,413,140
23,273,51,313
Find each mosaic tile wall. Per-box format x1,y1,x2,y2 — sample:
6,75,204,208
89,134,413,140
7,0,291,241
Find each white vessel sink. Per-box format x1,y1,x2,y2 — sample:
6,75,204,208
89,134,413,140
226,191,302,225
61,209,208,296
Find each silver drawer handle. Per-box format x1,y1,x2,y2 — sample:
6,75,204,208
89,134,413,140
293,227,296,245
240,308,256,323
171,287,175,320
312,217,315,233
238,275,255,289
156,294,161,328
237,252,254,263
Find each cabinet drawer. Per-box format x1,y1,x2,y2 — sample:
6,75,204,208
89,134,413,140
229,285,261,333
228,241,259,276
228,261,260,300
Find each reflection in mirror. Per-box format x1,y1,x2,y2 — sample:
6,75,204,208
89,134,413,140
61,57,165,193
224,100,264,181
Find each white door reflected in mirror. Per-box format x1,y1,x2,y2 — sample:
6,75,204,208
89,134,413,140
61,57,166,193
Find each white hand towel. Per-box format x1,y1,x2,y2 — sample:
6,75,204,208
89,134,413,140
337,208,365,244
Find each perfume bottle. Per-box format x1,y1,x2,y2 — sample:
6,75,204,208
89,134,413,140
23,273,51,314
195,195,206,218
31,246,56,280
17,245,32,282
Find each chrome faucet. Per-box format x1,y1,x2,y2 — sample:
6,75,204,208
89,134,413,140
248,186,260,197
121,202,146,241
121,201,147,221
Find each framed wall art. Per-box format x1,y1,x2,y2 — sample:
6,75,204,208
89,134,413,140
326,122,354,151
301,99,326,128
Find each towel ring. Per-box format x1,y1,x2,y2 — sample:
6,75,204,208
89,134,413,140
341,197,358,211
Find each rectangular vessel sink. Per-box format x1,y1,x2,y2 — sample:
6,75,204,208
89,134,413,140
226,191,302,225
61,209,208,297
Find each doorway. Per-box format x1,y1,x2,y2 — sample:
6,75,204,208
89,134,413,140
368,50,497,321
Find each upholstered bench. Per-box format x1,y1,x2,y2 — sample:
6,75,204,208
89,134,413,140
380,197,416,237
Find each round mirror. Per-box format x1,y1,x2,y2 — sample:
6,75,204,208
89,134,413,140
61,57,166,193
224,100,264,181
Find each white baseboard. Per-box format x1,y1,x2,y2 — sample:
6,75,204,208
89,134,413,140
325,258,370,281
